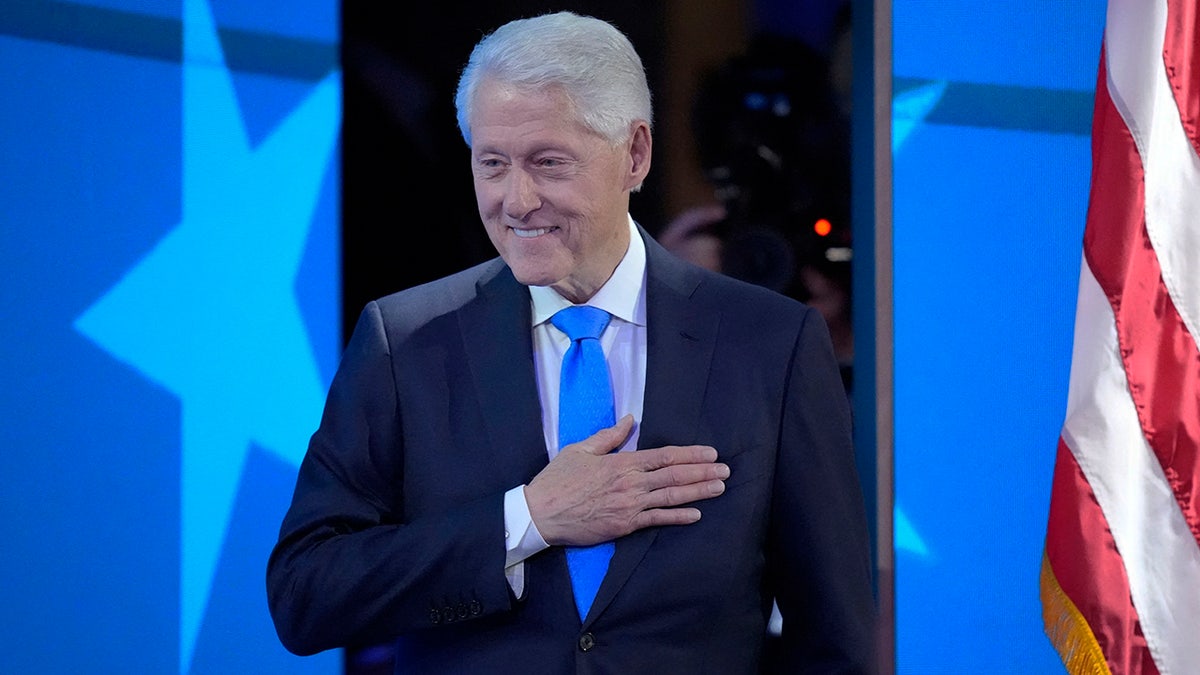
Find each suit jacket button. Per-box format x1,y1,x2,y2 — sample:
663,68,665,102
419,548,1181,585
578,632,595,652
456,602,469,619
442,606,456,623
469,600,482,616
429,608,441,624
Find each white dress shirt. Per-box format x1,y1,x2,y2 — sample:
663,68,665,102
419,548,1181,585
502,216,648,597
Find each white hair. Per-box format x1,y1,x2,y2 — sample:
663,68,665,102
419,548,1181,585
453,11,653,147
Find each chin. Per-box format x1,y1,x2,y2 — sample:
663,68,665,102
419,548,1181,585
501,252,565,287
506,263,561,288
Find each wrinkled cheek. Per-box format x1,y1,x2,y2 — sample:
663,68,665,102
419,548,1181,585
474,194,499,221
474,200,505,242
471,180,501,215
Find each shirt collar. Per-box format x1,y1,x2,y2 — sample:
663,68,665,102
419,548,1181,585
529,215,647,327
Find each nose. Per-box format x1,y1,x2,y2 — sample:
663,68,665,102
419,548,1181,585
503,170,540,220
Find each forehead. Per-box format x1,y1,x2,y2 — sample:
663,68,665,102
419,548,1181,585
469,79,596,149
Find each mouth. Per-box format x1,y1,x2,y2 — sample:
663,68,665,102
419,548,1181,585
510,226,557,239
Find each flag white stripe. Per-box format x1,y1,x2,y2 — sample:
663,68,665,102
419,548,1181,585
1107,0,1200,342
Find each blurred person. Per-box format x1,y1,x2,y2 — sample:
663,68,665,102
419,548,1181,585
659,24,855,393
267,11,875,673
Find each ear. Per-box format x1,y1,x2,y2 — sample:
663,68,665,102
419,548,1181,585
624,121,652,190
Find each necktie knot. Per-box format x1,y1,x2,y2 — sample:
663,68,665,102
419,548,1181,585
551,305,611,342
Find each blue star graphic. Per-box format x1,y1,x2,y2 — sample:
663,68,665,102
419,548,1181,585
893,79,947,152
73,0,340,671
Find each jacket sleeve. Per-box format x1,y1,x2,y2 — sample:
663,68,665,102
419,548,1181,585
769,306,879,674
265,300,514,656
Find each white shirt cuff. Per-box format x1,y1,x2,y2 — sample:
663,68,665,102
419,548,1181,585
503,485,549,598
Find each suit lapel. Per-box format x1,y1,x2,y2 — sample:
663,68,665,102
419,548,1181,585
638,237,720,451
458,261,550,484
585,231,720,626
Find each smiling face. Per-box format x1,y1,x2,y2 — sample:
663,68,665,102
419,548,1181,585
468,77,651,303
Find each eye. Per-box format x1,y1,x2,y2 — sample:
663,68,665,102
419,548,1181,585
474,157,507,178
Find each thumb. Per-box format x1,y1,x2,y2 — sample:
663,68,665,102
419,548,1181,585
577,414,635,456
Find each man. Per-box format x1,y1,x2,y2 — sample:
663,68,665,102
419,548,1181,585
267,11,876,673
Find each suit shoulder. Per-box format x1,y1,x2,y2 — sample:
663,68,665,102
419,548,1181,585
367,258,504,321
697,266,813,323
646,235,817,334
344,258,511,345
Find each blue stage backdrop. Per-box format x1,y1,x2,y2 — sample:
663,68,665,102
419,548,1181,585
1,1,341,672
891,1,1106,672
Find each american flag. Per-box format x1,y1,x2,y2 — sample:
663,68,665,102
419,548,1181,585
1040,0,1200,673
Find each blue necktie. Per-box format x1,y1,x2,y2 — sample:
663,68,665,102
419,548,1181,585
550,305,616,620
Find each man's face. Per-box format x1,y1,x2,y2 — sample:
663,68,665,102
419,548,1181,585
468,78,650,303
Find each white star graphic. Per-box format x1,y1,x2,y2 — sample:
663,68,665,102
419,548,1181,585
73,0,340,671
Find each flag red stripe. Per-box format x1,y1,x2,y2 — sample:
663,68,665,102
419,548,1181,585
1165,0,1200,157
1045,437,1158,674
1082,46,1200,548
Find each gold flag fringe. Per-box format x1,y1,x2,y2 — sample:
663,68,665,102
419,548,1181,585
1040,551,1112,675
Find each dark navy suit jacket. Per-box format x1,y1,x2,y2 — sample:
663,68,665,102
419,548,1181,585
267,228,876,674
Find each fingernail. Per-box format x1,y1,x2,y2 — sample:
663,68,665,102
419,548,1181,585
716,464,730,479
709,480,725,495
